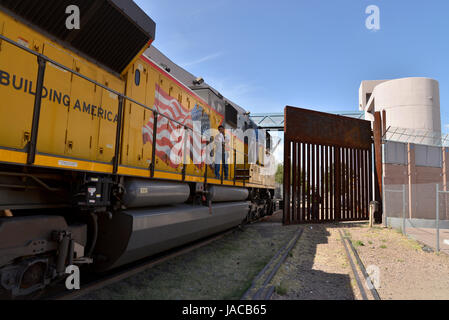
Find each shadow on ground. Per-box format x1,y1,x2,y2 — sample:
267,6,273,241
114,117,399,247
268,217,360,300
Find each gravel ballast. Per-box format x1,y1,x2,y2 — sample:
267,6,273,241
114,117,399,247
80,222,299,300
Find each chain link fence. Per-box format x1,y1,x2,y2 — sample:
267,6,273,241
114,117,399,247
381,130,449,254
383,182,449,254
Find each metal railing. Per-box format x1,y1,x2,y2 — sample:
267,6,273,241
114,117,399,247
0,33,257,182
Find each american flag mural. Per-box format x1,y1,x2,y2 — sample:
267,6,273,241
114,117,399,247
142,84,206,168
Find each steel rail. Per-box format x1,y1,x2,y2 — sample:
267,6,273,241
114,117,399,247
344,231,381,300
338,229,368,300
241,228,303,300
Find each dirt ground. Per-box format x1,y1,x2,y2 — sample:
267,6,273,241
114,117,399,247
78,214,449,300
405,227,449,256
345,224,449,300
270,222,449,300
270,224,362,300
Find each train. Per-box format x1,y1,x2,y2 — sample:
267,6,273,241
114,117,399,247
0,0,275,297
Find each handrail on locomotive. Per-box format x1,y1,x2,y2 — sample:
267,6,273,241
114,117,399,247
0,33,264,177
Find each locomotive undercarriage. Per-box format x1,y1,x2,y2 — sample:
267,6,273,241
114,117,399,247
0,165,274,298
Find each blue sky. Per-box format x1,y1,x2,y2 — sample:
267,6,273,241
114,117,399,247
136,0,449,133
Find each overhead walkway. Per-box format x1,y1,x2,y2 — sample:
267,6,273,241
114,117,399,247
251,111,364,131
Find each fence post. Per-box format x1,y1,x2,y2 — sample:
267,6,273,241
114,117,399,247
402,184,406,235
382,143,386,227
436,183,440,253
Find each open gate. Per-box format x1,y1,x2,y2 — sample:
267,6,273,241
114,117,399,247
283,106,374,224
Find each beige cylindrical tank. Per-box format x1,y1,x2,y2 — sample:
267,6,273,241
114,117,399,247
371,77,441,134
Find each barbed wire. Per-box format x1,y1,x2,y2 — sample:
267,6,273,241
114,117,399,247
384,126,449,147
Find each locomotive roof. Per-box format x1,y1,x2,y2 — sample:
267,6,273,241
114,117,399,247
0,0,156,74
145,46,248,115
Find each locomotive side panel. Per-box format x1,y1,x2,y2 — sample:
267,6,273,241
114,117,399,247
127,56,232,183
122,62,148,168
156,73,186,176
0,10,125,168
0,13,38,152
38,44,72,156
65,60,99,160
0,9,260,187
96,74,123,163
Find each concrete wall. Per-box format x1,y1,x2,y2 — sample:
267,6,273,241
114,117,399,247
359,79,388,111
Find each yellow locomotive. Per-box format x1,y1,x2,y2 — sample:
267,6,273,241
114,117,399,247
0,0,275,297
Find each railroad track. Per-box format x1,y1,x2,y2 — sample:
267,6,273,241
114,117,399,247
45,220,378,301
338,229,381,301
240,225,380,301
39,228,237,300
241,228,304,301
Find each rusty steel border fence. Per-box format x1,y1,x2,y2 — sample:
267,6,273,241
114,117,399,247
283,106,375,224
